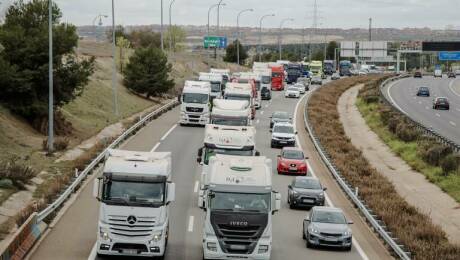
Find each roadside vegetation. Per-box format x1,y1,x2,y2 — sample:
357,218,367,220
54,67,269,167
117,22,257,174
357,83,460,201
308,76,460,259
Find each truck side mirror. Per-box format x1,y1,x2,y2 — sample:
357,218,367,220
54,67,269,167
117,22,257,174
93,178,101,200
273,191,281,215
197,148,203,163
178,94,182,104
198,190,206,210
167,183,176,205
255,151,261,156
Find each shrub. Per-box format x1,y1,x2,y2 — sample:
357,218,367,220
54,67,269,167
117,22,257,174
42,137,70,152
421,144,453,166
388,116,402,134
441,154,459,176
0,156,37,190
396,123,419,142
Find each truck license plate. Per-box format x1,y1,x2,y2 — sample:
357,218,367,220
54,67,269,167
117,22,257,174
123,249,138,255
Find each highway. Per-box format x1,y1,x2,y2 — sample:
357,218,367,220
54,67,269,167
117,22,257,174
384,76,460,144
28,86,391,260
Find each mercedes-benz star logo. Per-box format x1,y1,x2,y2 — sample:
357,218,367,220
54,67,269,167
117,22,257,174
127,215,137,225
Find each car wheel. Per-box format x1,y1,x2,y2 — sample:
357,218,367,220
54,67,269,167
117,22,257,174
306,237,312,248
289,203,295,209
302,224,306,239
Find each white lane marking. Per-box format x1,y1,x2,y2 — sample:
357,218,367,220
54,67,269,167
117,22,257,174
450,121,456,126
260,111,264,115
448,79,460,97
425,106,429,110
88,243,97,260
418,101,422,104
150,142,161,152
456,108,460,112
293,92,369,260
194,181,199,193
387,81,409,116
436,113,440,117
188,216,194,232
265,103,270,108
160,124,177,141
256,119,260,124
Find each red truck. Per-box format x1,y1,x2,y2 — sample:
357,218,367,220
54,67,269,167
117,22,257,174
270,65,285,91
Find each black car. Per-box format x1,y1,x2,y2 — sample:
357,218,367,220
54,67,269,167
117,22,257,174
448,71,456,78
433,97,450,110
261,86,272,100
416,87,430,97
287,177,326,209
414,71,422,78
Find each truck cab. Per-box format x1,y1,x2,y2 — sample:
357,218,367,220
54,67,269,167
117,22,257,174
234,72,262,110
270,65,285,91
286,63,302,84
224,83,256,119
339,60,352,76
199,72,223,99
310,61,323,78
198,155,281,260
211,99,252,126
93,149,175,258
180,81,211,126
323,60,335,75
254,69,272,100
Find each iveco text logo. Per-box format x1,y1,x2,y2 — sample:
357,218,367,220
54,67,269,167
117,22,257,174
229,221,248,227
127,215,137,225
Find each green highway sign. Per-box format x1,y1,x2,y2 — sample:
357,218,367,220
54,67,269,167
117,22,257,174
204,36,227,49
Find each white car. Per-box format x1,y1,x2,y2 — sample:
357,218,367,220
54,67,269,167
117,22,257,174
294,83,306,94
270,122,297,148
331,73,341,80
285,86,300,98
311,76,323,85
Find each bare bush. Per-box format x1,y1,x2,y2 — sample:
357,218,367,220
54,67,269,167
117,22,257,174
0,156,37,190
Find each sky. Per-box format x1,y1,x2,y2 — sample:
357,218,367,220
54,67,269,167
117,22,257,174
1,0,459,29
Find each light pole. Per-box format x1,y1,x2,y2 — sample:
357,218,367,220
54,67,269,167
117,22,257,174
279,18,294,60
258,14,275,62
92,14,108,42
236,8,253,65
111,0,119,116
169,0,176,52
160,0,164,51
48,0,54,152
207,3,225,36
216,0,224,36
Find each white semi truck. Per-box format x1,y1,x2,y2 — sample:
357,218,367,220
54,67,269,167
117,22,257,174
210,68,230,85
211,99,252,126
198,154,281,260
235,72,262,109
199,72,224,99
224,82,256,119
93,149,176,259
180,80,211,126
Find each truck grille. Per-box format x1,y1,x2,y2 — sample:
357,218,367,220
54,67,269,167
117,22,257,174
108,215,156,237
186,107,204,113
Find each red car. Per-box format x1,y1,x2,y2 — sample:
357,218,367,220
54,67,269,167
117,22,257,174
277,147,308,175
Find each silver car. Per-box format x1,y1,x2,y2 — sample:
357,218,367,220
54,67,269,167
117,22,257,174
303,207,353,251
270,111,291,128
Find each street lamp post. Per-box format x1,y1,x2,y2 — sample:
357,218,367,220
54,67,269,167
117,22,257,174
216,0,224,36
160,0,164,51
48,0,54,152
236,8,253,65
111,0,119,116
207,4,219,37
92,14,108,42
279,18,294,60
258,14,275,62
169,0,176,52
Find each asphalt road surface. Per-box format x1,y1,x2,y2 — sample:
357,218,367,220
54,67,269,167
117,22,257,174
383,76,460,144
29,84,391,260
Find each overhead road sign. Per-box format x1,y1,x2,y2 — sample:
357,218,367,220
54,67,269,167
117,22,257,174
422,41,460,52
204,36,227,49
439,51,460,61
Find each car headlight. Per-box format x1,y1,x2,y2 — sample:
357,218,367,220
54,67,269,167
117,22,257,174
151,230,163,242
207,242,218,252
258,245,269,254
309,227,319,234
343,230,352,236
318,192,324,198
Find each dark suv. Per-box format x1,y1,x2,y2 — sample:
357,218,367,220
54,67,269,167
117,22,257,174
433,97,450,110
416,87,430,97
414,71,422,78
261,86,271,100
448,71,456,78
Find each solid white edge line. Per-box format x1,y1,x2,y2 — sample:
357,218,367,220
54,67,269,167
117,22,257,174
387,81,409,116
194,181,199,193
150,142,161,152
450,121,456,126
188,216,194,232
88,242,97,260
160,124,177,141
293,90,369,260
448,79,460,97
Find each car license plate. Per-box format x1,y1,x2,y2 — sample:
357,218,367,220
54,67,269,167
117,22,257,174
289,167,297,171
280,141,287,144
302,199,314,203
324,237,338,242
123,249,138,255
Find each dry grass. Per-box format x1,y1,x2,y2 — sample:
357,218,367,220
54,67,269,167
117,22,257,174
308,76,460,259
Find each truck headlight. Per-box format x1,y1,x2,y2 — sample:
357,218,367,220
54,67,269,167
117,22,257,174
207,242,218,252
151,231,163,242
99,228,110,241
258,245,269,254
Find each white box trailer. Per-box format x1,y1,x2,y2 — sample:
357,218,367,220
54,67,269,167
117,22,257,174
93,149,176,258
211,99,252,126
198,154,281,260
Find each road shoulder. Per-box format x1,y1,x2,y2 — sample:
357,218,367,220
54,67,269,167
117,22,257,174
338,85,460,243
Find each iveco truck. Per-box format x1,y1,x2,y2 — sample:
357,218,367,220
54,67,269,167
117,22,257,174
93,149,175,259
180,81,211,126
211,99,252,126
198,155,281,260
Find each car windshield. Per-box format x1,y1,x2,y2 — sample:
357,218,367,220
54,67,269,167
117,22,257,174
211,82,221,92
274,125,294,134
210,192,271,213
183,93,208,104
204,148,253,165
273,112,289,119
103,180,165,206
262,76,271,84
294,179,321,190
288,87,298,91
225,94,251,102
211,116,248,127
437,98,448,102
283,150,304,159
419,87,428,91
312,210,347,224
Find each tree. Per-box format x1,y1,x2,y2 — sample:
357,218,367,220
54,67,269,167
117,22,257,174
165,25,186,51
326,41,338,60
116,36,131,73
311,50,324,61
123,46,174,98
127,29,161,49
0,0,94,132
224,40,247,65
106,25,127,42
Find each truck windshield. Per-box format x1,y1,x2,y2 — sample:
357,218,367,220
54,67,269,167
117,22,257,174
211,82,221,93
183,93,208,104
211,116,248,126
261,76,271,84
103,180,165,207
225,94,251,102
272,72,283,78
204,148,253,165
210,192,271,213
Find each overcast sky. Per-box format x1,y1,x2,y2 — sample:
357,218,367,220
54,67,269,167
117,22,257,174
1,0,459,29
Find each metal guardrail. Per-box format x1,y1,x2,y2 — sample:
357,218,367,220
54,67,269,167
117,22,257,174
36,100,179,223
380,75,460,153
302,87,412,260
